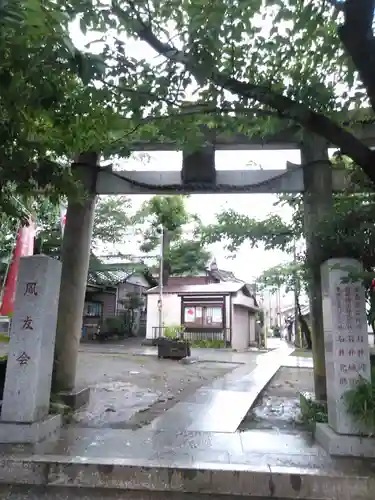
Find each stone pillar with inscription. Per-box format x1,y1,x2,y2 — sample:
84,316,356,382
0,255,62,443
315,258,374,457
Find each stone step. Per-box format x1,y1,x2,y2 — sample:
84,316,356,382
0,456,374,500
0,485,306,500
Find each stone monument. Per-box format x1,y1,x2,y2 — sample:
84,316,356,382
315,258,374,457
0,255,62,443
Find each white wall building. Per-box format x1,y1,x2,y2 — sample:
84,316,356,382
146,282,259,351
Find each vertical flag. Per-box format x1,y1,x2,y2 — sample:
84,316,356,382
0,220,36,316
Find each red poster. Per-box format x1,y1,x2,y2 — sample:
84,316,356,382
0,220,36,316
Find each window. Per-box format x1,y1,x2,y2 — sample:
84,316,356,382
84,301,102,317
183,305,223,327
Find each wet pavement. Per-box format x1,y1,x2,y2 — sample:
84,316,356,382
72,381,164,428
282,356,314,368
71,348,242,429
68,338,288,430
240,362,315,434
0,341,296,462
5,423,374,474
79,336,283,361
2,342,309,468
1,344,375,498
147,343,294,433
133,346,269,364
29,426,346,469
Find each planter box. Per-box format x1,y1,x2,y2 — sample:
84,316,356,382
157,338,191,360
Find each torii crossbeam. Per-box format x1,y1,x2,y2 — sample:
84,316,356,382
96,117,375,195
96,165,349,195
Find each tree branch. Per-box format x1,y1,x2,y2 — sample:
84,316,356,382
118,1,375,182
338,0,375,113
325,0,345,11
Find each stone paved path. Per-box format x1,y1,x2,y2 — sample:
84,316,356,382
1,343,375,499
146,342,293,433
12,341,369,473
27,341,322,469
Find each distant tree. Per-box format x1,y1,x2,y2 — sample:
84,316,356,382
0,196,133,264
257,262,312,349
118,292,145,335
168,239,211,276
135,195,210,283
35,195,133,256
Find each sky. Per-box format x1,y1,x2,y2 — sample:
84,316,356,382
109,149,300,305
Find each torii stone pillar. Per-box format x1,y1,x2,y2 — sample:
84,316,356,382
301,134,332,401
53,153,98,401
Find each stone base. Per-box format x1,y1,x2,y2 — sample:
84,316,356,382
315,422,375,458
0,454,374,499
0,414,61,444
58,387,90,410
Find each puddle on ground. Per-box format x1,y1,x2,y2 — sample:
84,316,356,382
239,395,305,433
71,381,168,428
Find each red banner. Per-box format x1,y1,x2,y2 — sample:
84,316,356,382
60,204,67,235
0,220,36,316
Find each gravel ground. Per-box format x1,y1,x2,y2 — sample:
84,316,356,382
268,366,314,397
72,350,239,429
239,366,314,432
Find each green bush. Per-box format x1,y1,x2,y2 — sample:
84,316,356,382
105,317,124,333
299,391,328,428
191,339,225,348
164,325,185,339
344,377,375,434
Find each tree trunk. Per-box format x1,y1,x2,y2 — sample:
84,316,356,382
299,316,312,350
369,288,375,335
302,134,332,402
297,299,312,350
52,153,97,393
338,1,375,113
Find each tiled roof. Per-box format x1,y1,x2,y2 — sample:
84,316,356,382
87,257,156,287
87,269,134,286
209,268,243,283
167,276,208,286
146,282,246,295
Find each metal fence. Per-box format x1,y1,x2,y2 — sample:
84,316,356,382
151,326,230,346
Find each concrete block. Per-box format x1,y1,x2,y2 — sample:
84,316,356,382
0,415,61,444
315,422,375,458
58,388,90,410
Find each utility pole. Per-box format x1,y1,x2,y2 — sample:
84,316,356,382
158,225,164,336
276,288,281,328
293,240,300,346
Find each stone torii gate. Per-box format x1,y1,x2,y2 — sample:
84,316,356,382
54,122,375,404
